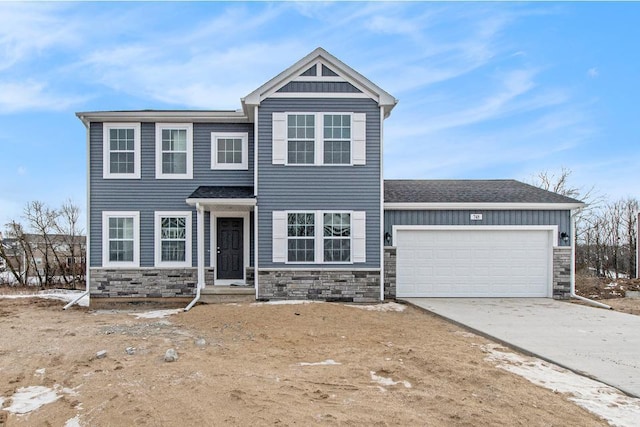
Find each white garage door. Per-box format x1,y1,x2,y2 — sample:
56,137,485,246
396,228,552,298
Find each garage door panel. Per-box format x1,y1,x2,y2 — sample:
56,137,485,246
396,229,551,298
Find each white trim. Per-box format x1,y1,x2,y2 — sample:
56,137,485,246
268,92,371,99
102,211,140,268
155,123,193,179
77,111,249,125
196,204,205,289
393,225,556,298
384,202,585,211
211,211,250,282
211,132,249,170
391,225,560,247
254,205,259,299
379,106,384,301
154,211,193,268
254,107,259,196
85,121,91,297
102,123,141,179
294,76,345,82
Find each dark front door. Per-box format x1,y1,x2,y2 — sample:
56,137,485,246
217,218,244,280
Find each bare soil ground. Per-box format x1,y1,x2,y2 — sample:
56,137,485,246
575,275,640,315
0,298,608,426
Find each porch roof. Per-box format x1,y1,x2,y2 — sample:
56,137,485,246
186,186,256,207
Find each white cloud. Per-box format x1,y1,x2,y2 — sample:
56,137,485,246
17,166,27,176
0,81,86,113
588,67,599,78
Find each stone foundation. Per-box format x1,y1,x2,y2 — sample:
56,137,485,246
553,247,571,299
384,247,397,299
90,268,198,298
246,267,255,286
257,269,381,303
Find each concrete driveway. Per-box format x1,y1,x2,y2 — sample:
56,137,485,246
402,298,640,398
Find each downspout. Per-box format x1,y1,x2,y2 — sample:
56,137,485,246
569,209,612,309
65,115,91,310
185,203,204,311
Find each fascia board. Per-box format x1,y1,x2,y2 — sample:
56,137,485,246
384,202,586,210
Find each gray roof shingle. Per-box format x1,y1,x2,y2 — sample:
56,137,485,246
384,180,584,205
188,186,255,199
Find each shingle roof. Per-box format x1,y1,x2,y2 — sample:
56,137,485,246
188,186,255,199
384,180,584,205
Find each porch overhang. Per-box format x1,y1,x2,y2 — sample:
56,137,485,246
186,186,256,209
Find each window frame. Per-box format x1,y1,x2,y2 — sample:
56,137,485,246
155,123,193,179
322,212,352,263
103,123,141,179
102,211,140,268
285,113,316,165
286,211,316,264
282,210,353,265
322,114,352,165
211,132,249,170
154,211,193,268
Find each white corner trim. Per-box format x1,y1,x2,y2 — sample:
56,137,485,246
384,202,585,211
155,123,193,179
154,211,193,268
102,123,141,179
211,132,249,170
102,211,140,268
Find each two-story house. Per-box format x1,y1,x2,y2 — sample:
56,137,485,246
78,48,583,307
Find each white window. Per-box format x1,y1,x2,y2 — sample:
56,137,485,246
323,213,351,262
272,112,366,166
102,211,140,267
103,123,141,179
287,212,315,262
211,132,248,170
155,123,193,179
272,210,366,264
154,211,192,267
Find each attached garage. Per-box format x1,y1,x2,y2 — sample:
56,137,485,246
383,180,585,299
394,226,555,297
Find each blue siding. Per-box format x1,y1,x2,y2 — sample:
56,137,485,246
384,210,572,247
89,122,254,267
257,98,382,268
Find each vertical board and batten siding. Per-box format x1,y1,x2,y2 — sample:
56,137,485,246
257,98,382,268
384,210,572,246
277,82,362,93
89,122,255,267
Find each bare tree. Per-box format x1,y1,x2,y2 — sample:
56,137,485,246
54,199,85,284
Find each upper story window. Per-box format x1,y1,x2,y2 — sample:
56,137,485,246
103,123,141,179
156,123,193,179
155,211,192,267
287,114,315,165
323,114,351,165
272,112,366,166
102,211,140,267
211,132,248,170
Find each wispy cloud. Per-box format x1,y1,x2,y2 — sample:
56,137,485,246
0,81,86,113
588,67,599,78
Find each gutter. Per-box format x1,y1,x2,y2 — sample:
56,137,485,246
185,203,205,311
184,284,201,312
568,209,612,310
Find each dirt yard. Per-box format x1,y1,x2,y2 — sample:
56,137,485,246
0,297,613,426
575,275,640,315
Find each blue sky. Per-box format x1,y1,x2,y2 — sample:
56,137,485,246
1,1,639,230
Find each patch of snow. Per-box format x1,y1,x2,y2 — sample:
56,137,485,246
250,300,322,306
482,344,640,427
130,309,182,319
370,371,411,389
345,302,406,312
299,359,341,366
4,386,61,414
34,368,45,376
65,415,81,427
0,396,4,407
0,289,89,307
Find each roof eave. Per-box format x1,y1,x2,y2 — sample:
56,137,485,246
75,110,250,124
384,202,586,211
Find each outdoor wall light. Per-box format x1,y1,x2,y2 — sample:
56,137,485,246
384,231,392,245
560,232,570,243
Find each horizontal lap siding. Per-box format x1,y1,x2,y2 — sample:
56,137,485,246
258,98,381,268
384,210,572,247
89,122,254,267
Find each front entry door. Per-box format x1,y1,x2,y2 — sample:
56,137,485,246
216,218,244,280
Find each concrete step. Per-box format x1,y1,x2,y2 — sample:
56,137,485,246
199,286,255,304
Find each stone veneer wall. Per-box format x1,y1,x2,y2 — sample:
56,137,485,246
246,267,255,286
552,247,572,299
384,247,397,299
90,267,215,298
257,269,380,303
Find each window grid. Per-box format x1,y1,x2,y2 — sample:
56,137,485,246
287,114,315,164
160,217,187,262
323,213,351,262
287,213,315,262
108,217,134,262
323,114,351,164
217,138,243,164
109,128,135,174
161,129,188,174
